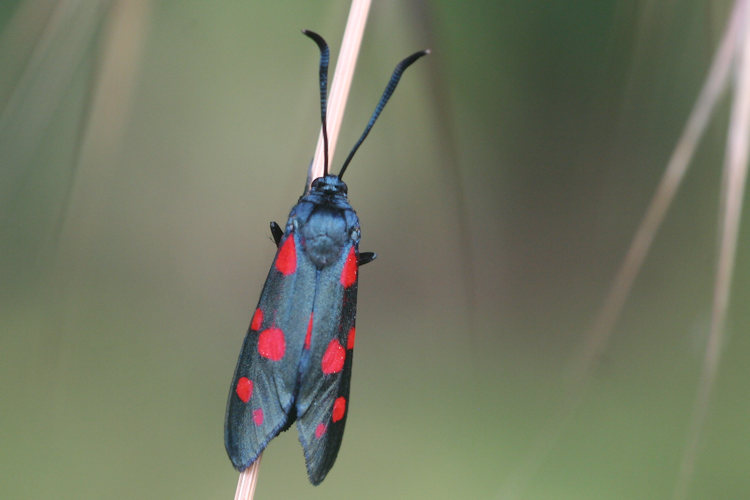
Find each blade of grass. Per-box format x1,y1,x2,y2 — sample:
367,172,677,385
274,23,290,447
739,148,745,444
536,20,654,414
54,0,152,252
499,2,741,497
0,0,110,207
567,0,740,389
234,453,262,500
674,1,750,497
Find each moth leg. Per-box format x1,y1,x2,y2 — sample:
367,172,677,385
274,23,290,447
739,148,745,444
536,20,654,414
270,221,284,247
358,252,376,266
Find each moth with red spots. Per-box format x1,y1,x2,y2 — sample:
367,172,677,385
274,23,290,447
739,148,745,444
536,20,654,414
224,31,428,485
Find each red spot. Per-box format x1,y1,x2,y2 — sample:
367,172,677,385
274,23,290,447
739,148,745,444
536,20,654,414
304,313,313,350
258,327,286,361
235,377,253,403
332,396,346,422
250,308,263,331
340,247,357,287
315,423,327,439
253,408,264,426
275,237,297,275
346,326,356,350
321,339,345,374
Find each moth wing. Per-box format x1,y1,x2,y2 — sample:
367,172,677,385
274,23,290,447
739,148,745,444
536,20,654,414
225,231,316,470
296,244,359,485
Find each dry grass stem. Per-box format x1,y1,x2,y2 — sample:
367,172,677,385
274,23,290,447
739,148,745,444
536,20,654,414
674,1,750,497
568,0,741,389
501,2,745,497
55,0,151,250
234,453,262,500
0,0,109,204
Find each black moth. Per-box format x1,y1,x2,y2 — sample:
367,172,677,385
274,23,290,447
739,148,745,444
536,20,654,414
224,30,427,485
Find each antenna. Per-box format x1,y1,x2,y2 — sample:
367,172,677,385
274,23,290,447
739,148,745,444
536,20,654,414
338,49,430,179
302,30,330,176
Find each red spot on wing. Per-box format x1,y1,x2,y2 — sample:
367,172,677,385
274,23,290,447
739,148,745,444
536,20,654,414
332,396,346,422
315,423,327,439
235,377,253,403
253,408,264,426
258,327,286,361
250,308,263,331
304,313,313,350
346,326,356,350
321,339,345,374
275,236,297,275
340,247,357,287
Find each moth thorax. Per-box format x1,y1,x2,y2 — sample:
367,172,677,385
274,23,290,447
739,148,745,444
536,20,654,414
300,207,349,268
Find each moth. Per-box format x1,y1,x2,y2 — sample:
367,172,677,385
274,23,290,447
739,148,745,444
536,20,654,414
225,30,427,485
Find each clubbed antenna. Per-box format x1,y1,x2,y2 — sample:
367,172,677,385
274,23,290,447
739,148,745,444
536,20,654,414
338,49,430,179
302,30,330,176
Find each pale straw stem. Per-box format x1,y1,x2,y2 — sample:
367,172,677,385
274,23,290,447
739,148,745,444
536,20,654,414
674,0,750,497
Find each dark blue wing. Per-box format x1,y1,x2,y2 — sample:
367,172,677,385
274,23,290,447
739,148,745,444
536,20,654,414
296,244,359,485
225,229,316,470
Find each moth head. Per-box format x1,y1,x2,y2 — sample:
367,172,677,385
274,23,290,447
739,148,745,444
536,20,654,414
310,175,348,197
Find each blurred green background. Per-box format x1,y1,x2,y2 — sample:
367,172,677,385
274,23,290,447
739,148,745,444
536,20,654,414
2,1,748,498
